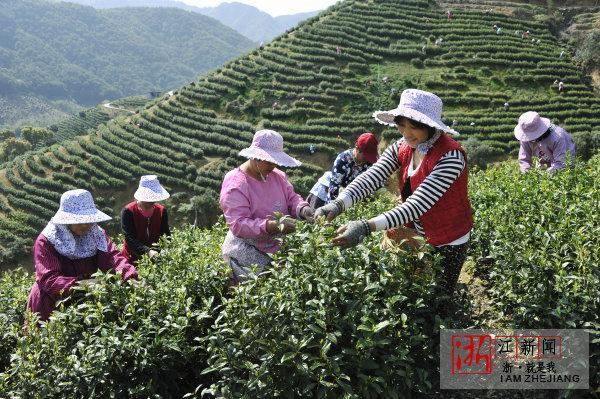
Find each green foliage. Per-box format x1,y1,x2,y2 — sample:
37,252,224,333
20,126,54,148
0,138,32,162
572,130,600,161
470,158,600,328
0,0,254,109
460,137,504,169
574,31,600,72
0,228,228,398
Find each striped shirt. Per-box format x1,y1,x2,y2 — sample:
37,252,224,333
338,139,466,232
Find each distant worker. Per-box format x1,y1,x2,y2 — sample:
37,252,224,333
558,81,565,92
503,102,510,111
121,175,171,263
514,111,576,173
306,133,378,210
446,10,453,20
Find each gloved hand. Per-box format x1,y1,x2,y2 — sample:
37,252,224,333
315,199,344,222
298,205,315,223
148,249,159,259
278,215,297,234
332,220,371,249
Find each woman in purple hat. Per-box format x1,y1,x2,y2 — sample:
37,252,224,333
316,89,473,298
27,189,138,321
306,132,379,210
219,129,315,284
514,111,576,173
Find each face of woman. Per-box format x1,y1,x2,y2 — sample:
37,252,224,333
396,118,430,148
68,223,93,236
353,148,366,164
255,159,277,175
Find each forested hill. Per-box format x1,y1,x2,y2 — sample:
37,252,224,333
60,0,322,42
1,0,599,268
0,0,254,126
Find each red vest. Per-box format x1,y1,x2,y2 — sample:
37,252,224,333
397,133,473,246
121,201,165,262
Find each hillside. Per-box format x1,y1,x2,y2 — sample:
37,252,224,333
0,157,598,396
0,0,254,127
61,0,322,42
1,0,599,269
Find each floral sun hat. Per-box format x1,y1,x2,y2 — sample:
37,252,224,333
239,129,301,167
373,89,459,135
134,175,170,202
51,189,111,225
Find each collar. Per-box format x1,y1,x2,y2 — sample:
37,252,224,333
416,130,442,155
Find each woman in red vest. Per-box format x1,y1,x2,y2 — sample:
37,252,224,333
121,175,171,262
316,89,473,296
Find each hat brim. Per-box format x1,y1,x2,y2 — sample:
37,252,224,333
514,117,551,141
239,147,301,168
373,108,459,136
51,209,112,225
134,187,170,202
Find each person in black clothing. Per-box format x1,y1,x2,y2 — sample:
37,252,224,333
121,175,171,263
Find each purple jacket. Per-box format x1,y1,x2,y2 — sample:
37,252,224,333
519,126,576,173
27,233,138,321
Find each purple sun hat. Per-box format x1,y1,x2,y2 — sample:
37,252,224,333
51,189,111,225
373,89,459,135
514,111,551,142
239,129,301,167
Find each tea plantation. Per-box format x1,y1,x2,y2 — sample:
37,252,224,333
0,154,597,397
0,0,599,267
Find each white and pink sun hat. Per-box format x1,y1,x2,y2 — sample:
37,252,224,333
239,129,301,167
514,111,551,142
134,175,170,202
373,89,459,135
51,189,111,225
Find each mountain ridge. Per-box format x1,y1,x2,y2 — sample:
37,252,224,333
60,0,322,41
0,0,255,127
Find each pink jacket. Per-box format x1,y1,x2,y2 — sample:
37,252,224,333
219,167,308,253
27,233,137,321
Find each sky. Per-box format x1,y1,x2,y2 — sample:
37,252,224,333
180,0,340,16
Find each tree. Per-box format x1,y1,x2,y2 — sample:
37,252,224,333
0,129,15,141
20,127,54,147
575,31,600,72
0,138,32,162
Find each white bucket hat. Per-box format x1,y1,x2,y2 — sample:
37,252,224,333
239,129,301,167
51,189,112,225
373,89,459,135
514,111,551,142
134,175,170,202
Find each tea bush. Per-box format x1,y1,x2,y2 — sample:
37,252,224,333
0,228,229,398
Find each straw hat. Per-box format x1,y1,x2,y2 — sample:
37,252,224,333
514,111,551,142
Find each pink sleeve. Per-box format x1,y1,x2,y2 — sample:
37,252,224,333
99,234,138,281
220,185,269,238
34,236,77,300
518,142,532,173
